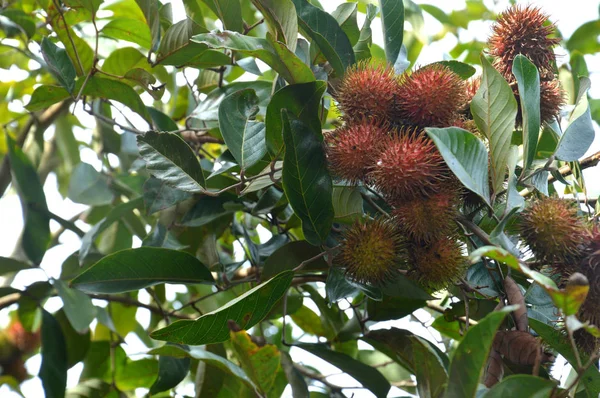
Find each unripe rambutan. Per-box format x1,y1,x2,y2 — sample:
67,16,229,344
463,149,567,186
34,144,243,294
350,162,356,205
392,185,461,242
488,5,559,80
325,120,389,184
369,131,449,200
395,64,466,127
408,237,466,291
336,218,407,286
519,197,590,266
336,61,400,123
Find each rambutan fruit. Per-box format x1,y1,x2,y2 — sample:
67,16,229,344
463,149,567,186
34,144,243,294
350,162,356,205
336,217,407,286
369,131,449,200
325,120,389,184
336,61,400,123
519,197,590,266
7,320,40,354
392,185,461,242
488,5,559,80
408,237,466,291
514,78,565,126
395,64,466,127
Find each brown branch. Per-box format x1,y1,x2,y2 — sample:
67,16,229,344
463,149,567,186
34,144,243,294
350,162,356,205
455,215,495,246
293,364,344,391
426,301,478,326
548,150,600,184
89,294,194,320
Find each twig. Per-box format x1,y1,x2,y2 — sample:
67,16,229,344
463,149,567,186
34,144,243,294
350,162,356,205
455,215,495,246
293,364,344,392
147,288,169,325
88,294,194,320
360,191,390,218
426,301,478,326
243,18,264,35
293,245,341,272
50,0,84,74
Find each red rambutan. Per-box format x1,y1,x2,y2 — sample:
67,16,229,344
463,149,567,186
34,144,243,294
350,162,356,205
488,5,559,80
369,131,449,200
336,61,400,123
408,237,466,291
325,120,389,184
7,320,40,354
395,64,466,127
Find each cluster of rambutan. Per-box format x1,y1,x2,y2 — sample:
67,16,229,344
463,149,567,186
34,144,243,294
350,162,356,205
327,61,469,292
519,197,600,353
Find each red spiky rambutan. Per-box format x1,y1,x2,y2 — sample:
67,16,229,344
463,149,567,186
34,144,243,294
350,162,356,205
7,320,40,354
395,64,466,127
336,61,400,123
392,185,461,242
369,131,449,200
336,218,407,286
408,237,466,291
488,5,559,80
325,120,389,184
460,76,481,118
519,197,590,267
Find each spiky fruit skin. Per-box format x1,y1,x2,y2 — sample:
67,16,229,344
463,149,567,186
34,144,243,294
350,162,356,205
460,76,481,118
337,218,406,286
408,237,466,291
395,64,466,127
370,132,449,200
519,197,590,267
513,78,565,126
488,5,559,80
325,120,389,183
336,62,400,123
7,320,40,354
392,185,461,242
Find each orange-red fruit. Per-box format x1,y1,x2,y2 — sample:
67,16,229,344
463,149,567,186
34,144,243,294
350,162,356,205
395,64,466,127
392,186,460,242
409,237,466,291
337,218,406,286
488,5,559,80
336,62,400,123
7,320,40,354
370,131,449,200
325,120,389,183
519,197,590,266
574,229,600,353
540,79,565,124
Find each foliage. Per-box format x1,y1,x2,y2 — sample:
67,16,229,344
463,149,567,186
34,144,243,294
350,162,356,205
0,0,599,397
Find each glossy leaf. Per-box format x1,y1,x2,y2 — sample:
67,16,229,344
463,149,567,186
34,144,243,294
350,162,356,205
54,279,96,333
353,4,378,61
512,54,540,172
379,0,405,70
0,256,32,276
426,127,491,206
263,241,328,279
205,0,243,32
250,0,298,51
151,271,294,345
291,0,355,76
71,247,214,293
40,310,68,398
436,60,476,79
483,375,557,398
470,54,518,200
143,176,193,215
218,88,267,170
332,186,363,222
101,18,152,48
68,163,115,206
41,37,76,93
554,106,595,161
135,0,160,49
149,354,190,394
137,131,206,193
332,3,360,46
282,112,334,246
231,330,281,394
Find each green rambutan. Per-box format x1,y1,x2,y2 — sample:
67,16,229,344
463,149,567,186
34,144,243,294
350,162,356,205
336,218,407,286
325,120,389,184
408,237,466,291
519,197,590,266
392,185,461,242
336,61,400,123
369,131,449,200
488,5,559,80
395,64,466,127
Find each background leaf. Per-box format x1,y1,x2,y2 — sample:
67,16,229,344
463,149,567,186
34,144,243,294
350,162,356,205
41,37,76,93
379,0,404,70
40,310,68,398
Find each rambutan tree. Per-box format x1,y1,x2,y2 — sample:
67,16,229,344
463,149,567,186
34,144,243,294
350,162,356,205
0,0,600,397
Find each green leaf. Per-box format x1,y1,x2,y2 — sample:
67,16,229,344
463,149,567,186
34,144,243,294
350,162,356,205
435,60,476,80
0,9,36,38
150,271,293,345
48,18,94,76
554,106,595,161
282,112,333,246
71,247,214,294
379,0,404,69
263,241,328,279
68,163,115,206
231,330,281,395
444,307,512,398
332,3,360,46
512,54,541,172
135,0,160,49
291,0,355,76
426,127,490,207
250,0,298,51
205,0,243,32
40,310,68,398
54,279,96,333
332,186,363,223
483,375,557,398
192,31,315,84
218,89,267,170
367,295,425,322
470,54,517,200
298,343,391,398
41,37,77,94
326,267,358,303
149,354,190,394
137,131,206,193
101,18,152,48
54,310,91,369
143,176,193,215
147,106,179,131
6,133,50,265
265,80,326,156
115,358,159,390
155,18,219,66
0,256,32,276
353,4,377,61
566,20,600,55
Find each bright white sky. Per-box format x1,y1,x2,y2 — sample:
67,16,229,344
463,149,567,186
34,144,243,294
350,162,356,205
0,0,599,397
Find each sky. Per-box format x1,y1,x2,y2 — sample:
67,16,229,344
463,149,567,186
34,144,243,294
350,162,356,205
1,0,599,397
